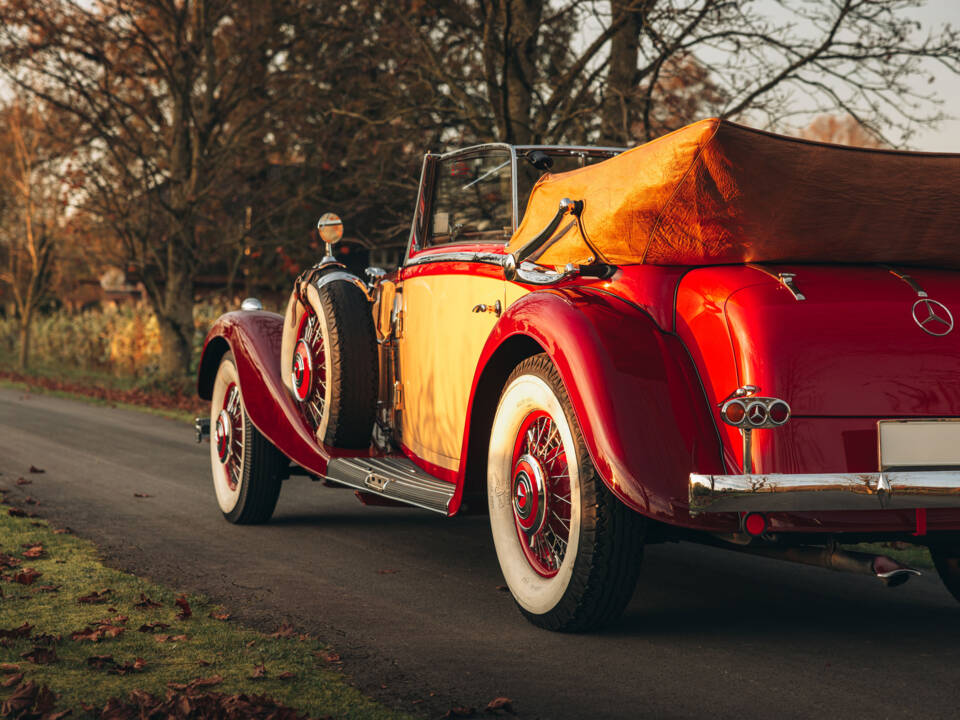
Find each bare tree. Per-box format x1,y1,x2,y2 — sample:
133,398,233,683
0,101,62,370
0,0,321,375
402,0,960,147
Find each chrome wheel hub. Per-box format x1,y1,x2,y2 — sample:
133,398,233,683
512,453,549,538
215,409,232,464
292,338,314,402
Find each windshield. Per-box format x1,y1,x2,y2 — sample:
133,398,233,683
428,150,513,245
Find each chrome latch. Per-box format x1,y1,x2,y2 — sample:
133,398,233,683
472,300,502,317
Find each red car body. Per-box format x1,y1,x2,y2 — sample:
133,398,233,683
198,119,960,629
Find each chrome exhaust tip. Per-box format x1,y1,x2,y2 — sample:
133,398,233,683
872,555,923,587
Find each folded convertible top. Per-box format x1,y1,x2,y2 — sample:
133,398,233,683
507,118,960,268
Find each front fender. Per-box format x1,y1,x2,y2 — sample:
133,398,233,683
197,310,333,477
462,288,726,526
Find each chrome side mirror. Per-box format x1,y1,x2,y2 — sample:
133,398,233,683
317,212,343,262
503,253,517,281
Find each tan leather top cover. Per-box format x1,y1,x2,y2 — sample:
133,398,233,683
508,118,960,268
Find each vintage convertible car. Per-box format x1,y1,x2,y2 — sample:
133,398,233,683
197,118,960,631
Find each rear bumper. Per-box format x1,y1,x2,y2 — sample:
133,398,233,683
689,471,960,515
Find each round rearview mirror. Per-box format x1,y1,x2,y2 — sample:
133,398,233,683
317,212,343,245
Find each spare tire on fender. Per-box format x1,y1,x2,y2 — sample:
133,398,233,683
280,272,377,449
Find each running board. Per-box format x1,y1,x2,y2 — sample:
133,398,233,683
324,457,455,515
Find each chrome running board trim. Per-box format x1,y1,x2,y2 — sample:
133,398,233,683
689,470,960,515
325,457,455,515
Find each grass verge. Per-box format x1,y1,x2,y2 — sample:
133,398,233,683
0,367,202,425
0,490,411,720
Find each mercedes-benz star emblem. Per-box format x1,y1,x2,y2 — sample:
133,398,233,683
912,298,954,337
747,403,767,425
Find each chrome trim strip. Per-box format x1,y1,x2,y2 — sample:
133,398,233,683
882,264,928,298
689,470,960,514
313,270,371,301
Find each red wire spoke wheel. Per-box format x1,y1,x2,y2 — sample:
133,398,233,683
213,382,243,491
511,410,571,577
292,310,328,431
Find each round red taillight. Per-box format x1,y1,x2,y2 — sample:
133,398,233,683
743,512,767,536
722,399,746,425
768,400,791,425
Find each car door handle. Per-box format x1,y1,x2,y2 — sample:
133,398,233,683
472,300,502,317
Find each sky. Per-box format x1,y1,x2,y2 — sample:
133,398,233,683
903,0,960,151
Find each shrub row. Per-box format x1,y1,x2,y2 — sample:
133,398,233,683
0,298,241,377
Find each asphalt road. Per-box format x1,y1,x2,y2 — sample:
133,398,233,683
2,386,959,719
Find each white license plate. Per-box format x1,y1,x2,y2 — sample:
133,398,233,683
878,419,960,470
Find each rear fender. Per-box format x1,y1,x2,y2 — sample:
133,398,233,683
197,310,335,477
455,289,727,527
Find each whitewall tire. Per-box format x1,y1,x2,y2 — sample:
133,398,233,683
209,352,284,524
487,354,646,631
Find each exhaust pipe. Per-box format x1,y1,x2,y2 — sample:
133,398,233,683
710,540,922,587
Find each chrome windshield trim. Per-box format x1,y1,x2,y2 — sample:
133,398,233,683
405,251,506,268
689,470,960,514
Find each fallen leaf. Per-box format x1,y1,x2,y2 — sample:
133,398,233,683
28,466,44,474
3,681,63,717
245,639,255,647
134,592,161,609
96,615,128,625
174,594,192,619
154,634,187,643
7,507,26,517
0,553,20,569
196,659,211,667
86,654,115,669
267,623,296,638
34,585,60,593
23,498,37,505
315,649,341,663
13,568,42,585
133,493,152,498
444,707,476,718
486,696,514,713
0,663,20,673
20,646,57,664
249,663,267,679
52,527,72,535
15,478,31,486
71,622,124,643
0,673,23,688
278,671,295,680
87,655,147,675
377,568,398,574
208,610,230,621
0,623,31,639
137,622,170,633
77,588,112,604
31,632,60,645
495,585,509,592
21,545,45,559
166,675,223,691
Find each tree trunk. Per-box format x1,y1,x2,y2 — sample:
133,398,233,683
17,308,32,370
600,3,644,145
154,238,196,377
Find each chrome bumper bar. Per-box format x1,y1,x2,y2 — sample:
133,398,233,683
689,471,960,515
